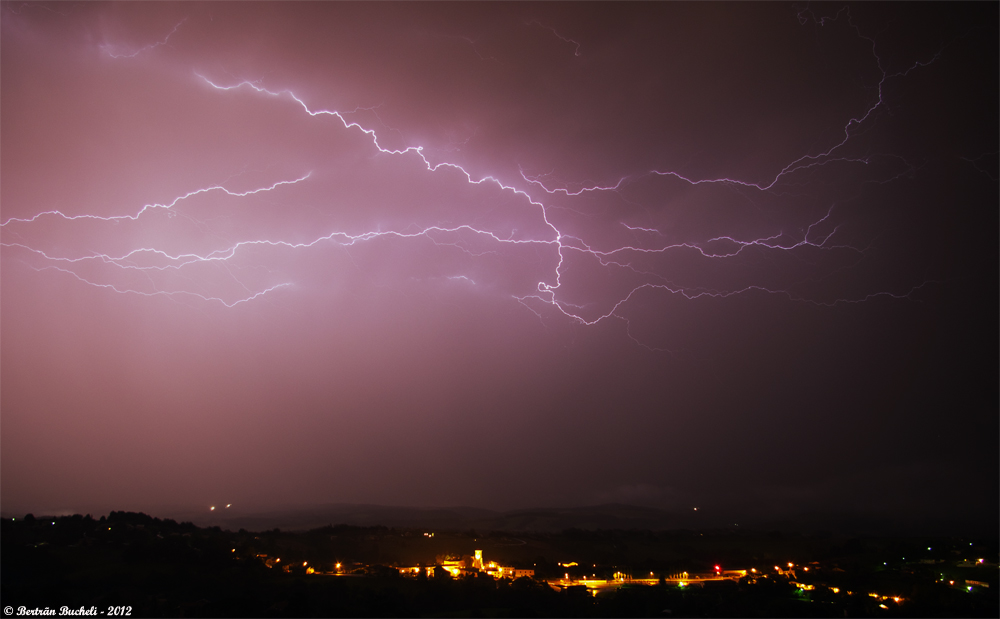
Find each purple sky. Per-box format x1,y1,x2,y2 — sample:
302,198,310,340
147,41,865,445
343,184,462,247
2,2,996,528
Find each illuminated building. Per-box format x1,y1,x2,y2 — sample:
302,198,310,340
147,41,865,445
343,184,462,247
396,549,532,581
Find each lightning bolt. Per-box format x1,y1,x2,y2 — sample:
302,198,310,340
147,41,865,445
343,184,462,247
0,174,312,226
526,19,583,57
100,18,187,59
1,6,943,348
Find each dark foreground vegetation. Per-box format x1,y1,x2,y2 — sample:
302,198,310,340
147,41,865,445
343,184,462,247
2,512,997,617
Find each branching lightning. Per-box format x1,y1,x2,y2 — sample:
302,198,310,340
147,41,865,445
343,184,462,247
1,7,941,347
1,174,312,226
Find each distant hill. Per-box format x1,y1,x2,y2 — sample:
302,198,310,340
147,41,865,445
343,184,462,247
151,502,997,538
477,504,692,532
166,502,722,533
196,503,500,532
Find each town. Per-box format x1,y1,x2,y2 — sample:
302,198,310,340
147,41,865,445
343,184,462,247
255,537,994,606
3,512,997,617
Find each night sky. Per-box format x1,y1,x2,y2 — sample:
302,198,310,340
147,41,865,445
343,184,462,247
2,2,997,530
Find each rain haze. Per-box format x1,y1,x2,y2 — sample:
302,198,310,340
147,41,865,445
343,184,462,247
1,2,996,534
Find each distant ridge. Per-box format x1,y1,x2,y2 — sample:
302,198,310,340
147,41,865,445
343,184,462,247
5,502,991,538
170,502,715,533
145,502,999,538
483,504,689,532
215,504,500,532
